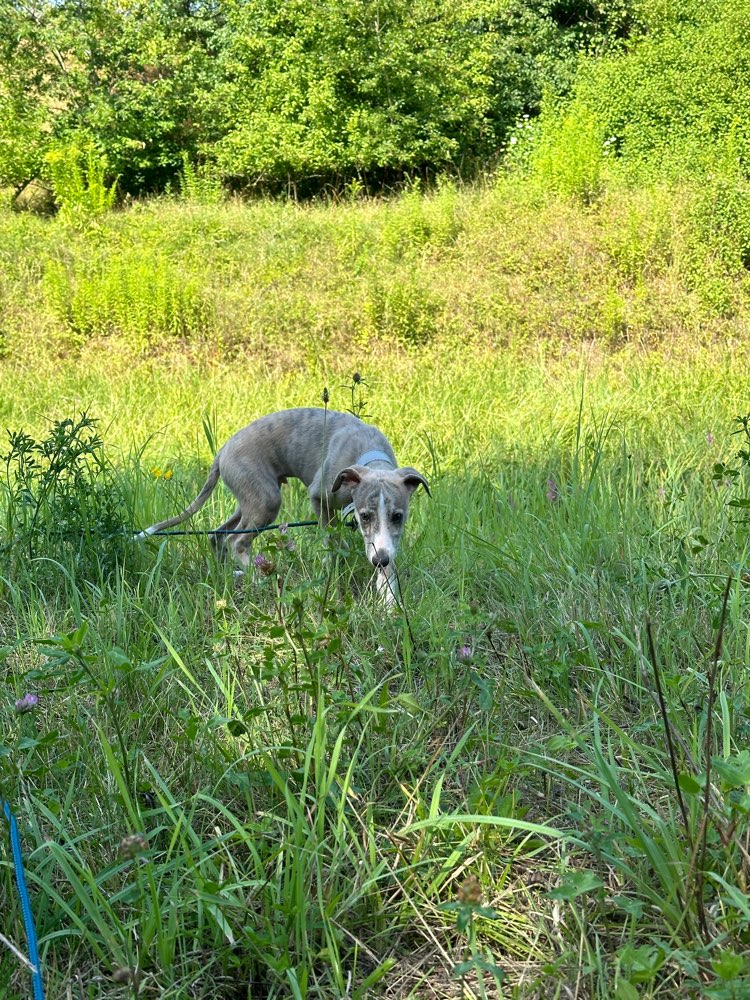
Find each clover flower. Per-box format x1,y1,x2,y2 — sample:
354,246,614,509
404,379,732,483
119,832,148,858
15,693,39,713
253,553,275,576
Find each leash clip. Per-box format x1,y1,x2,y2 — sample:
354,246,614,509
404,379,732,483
340,502,358,530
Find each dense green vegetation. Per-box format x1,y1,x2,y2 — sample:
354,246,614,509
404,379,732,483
1,170,750,363
3,0,750,997
3,349,750,998
2,0,636,193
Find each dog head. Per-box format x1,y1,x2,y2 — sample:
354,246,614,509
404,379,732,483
332,465,430,569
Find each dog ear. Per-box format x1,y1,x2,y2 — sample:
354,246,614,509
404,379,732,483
398,467,431,497
332,466,364,492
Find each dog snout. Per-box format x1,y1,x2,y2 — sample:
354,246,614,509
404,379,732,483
371,550,390,568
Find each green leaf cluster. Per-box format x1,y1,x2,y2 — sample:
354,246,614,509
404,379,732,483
548,0,750,181
0,0,636,194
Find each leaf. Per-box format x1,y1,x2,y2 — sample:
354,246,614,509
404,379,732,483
17,736,41,751
677,772,702,795
546,870,603,900
395,693,422,713
107,646,131,669
452,956,505,981
610,895,645,918
713,751,750,788
352,958,396,999
618,944,666,983
615,982,640,1000
712,950,745,981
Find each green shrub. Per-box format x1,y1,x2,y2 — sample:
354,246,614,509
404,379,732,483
0,88,47,188
531,102,606,203
179,153,225,206
206,0,636,188
0,412,129,577
379,180,463,260
362,275,443,345
557,0,750,181
600,184,675,283
690,172,750,276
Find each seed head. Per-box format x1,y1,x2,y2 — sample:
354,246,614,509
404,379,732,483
458,874,482,905
322,387,330,405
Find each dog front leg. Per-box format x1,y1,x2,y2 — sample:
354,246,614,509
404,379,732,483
310,493,338,527
376,564,398,607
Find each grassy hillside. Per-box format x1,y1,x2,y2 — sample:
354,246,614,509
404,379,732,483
3,325,750,997
2,170,750,373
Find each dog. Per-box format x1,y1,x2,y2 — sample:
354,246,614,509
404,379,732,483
136,408,430,603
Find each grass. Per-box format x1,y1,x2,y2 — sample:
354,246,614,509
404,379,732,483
3,168,750,367
2,169,750,996
2,334,750,998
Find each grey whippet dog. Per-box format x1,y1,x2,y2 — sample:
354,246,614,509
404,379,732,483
136,408,430,603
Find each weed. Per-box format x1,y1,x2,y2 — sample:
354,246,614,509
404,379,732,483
44,145,118,227
1,412,128,577
179,153,225,206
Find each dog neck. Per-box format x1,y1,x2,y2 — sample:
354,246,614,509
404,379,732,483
354,449,394,469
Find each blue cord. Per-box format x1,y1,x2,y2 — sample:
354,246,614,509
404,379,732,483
3,800,45,1000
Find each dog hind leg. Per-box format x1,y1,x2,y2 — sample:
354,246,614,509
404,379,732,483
211,507,242,559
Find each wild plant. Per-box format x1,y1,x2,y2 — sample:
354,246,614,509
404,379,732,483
1,412,128,577
178,153,225,206
44,145,118,227
713,413,750,515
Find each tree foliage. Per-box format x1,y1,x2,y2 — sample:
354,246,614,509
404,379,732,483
559,0,750,178
0,0,637,194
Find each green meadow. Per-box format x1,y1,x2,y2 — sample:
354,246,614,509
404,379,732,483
2,187,750,996
4,0,750,989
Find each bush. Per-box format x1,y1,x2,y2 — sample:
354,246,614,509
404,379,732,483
1,413,129,578
531,102,606,203
0,0,637,195
44,249,213,350
555,0,750,180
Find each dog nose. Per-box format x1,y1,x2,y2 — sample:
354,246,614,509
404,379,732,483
371,551,390,567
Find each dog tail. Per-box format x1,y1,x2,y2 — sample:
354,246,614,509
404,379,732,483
134,456,221,539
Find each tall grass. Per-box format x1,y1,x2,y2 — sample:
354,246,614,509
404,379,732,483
2,343,750,997
3,167,750,366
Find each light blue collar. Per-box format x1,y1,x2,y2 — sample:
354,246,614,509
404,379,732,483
355,449,394,468
341,450,394,524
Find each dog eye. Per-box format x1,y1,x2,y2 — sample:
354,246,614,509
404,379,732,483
391,512,403,523
359,511,371,523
